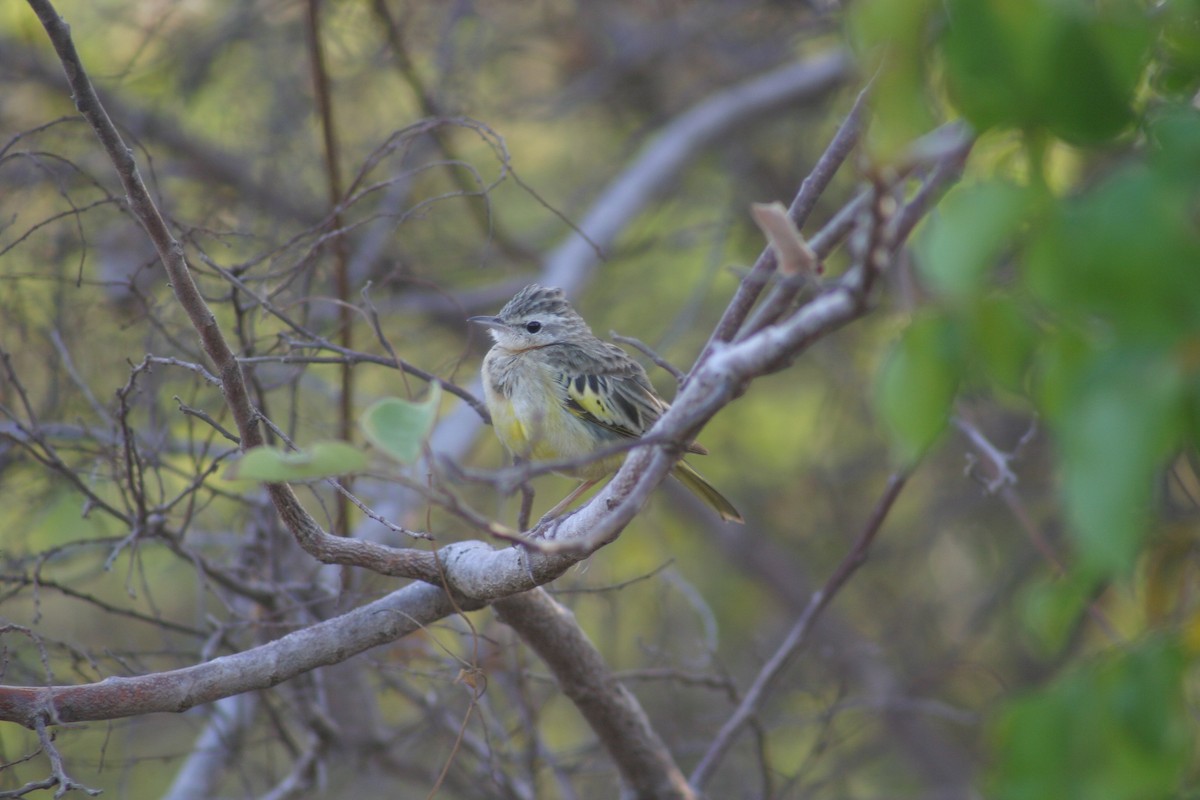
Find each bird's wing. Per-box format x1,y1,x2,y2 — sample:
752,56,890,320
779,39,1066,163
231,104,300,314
559,347,707,455
561,370,660,440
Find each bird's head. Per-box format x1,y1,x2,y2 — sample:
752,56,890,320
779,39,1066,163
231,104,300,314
469,284,591,351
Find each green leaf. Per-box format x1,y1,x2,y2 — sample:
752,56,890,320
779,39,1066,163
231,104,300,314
1058,352,1184,576
1031,327,1092,426
1040,10,1151,144
940,0,1151,143
223,441,368,482
941,0,1045,133
919,180,1031,301
989,639,1192,800
875,312,963,464
847,0,939,161
966,295,1037,394
359,385,442,464
1026,164,1200,341
1156,2,1200,95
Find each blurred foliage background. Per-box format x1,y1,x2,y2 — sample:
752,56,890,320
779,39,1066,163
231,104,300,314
1,0,1199,798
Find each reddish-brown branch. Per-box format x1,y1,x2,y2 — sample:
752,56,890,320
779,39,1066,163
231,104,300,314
305,0,355,538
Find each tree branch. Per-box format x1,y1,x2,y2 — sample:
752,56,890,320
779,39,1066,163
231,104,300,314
0,581,458,729
494,590,695,800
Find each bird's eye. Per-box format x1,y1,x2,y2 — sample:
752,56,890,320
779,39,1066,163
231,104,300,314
525,321,542,333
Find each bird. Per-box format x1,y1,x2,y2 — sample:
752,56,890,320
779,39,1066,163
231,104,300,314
469,284,743,524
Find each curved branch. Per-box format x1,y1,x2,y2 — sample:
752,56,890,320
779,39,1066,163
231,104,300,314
542,49,853,296
0,581,457,729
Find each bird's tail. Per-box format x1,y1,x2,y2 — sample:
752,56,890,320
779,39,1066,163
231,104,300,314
672,460,744,524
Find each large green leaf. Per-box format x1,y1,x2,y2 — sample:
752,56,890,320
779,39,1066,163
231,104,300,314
1041,10,1151,144
1058,352,1184,576
918,180,1031,302
940,0,1047,133
1027,164,1200,342
359,385,442,464
989,639,1192,800
940,0,1151,144
223,441,368,482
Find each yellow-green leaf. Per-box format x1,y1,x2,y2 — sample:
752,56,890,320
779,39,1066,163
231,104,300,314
359,385,442,464
223,441,368,482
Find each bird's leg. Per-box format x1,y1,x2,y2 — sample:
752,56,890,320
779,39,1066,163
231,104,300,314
539,478,599,524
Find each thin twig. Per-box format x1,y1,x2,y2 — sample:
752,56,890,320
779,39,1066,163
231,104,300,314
36,716,102,798
689,472,909,790
953,414,1121,641
305,0,354,538
610,333,685,382
48,329,109,422
174,397,240,444
701,80,869,353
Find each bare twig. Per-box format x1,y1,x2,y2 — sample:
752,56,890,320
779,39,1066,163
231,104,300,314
35,716,102,798
174,397,240,444
305,0,354,538
370,0,536,261
610,332,686,382
953,415,1120,641
689,472,909,790
48,329,108,422
702,81,869,353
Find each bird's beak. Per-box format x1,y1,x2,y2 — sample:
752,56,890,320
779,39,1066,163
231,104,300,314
468,315,505,330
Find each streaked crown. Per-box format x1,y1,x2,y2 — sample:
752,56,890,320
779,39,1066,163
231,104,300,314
499,284,581,325
471,284,596,351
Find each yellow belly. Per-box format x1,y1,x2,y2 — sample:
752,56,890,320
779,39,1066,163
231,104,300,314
484,354,622,480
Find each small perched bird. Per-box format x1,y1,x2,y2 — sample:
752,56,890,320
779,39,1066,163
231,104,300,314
470,284,743,524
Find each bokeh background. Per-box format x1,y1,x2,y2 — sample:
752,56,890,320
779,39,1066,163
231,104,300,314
1,0,1198,798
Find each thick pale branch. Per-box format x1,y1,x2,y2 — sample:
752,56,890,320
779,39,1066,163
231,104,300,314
494,590,695,800
0,582,457,729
